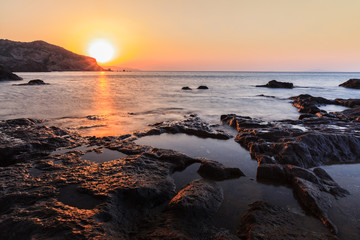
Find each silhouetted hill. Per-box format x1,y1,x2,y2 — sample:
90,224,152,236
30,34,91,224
0,39,103,72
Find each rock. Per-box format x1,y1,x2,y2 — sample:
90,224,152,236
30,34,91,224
256,164,349,234
182,86,192,90
168,179,223,217
197,159,245,180
15,79,48,86
335,98,360,108
339,79,360,89
238,201,339,240
0,119,81,166
0,39,103,72
0,65,22,80
221,114,360,168
290,94,334,114
197,85,209,89
29,79,46,85
136,115,231,140
256,80,293,88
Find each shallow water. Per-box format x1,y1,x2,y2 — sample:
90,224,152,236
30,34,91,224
1,71,359,136
320,164,360,239
136,133,329,233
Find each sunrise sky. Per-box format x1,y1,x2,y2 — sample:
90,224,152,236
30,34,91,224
1,0,360,71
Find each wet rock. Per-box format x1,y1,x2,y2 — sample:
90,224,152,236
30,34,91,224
221,114,360,168
257,164,349,234
290,94,334,114
182,86,192,90
197,159,245,180
238,201,339,240
339,79,360,89
197,85,209,89
136,115,231,140
147,148,200,172
135,179,228,240
298,113,317,119
335,98,360,108
0,65,22,80
0,119,81,166
256,80,293,88
168,179,223,217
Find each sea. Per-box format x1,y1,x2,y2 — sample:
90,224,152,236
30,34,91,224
0,71,359,136
1,71,360,238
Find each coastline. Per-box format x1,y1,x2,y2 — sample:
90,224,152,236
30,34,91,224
1,91,359,239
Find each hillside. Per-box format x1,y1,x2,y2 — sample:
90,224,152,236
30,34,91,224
0,39,103,72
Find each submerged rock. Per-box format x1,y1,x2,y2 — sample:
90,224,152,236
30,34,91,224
256,80,293,88
197,159,245,180
238,201,339,240
339,79,360,89
257,164,349,234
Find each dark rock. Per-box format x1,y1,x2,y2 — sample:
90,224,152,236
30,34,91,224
0,39,103,72
168,179,223,217
339,79,360,89
256,164,349,234
197,159,245,180
197,85,209,89
238,201,339,240
290,94,334,114
222,114,360,168
135,179,228,240
256,80,293,88
298,113,317,119
0,119,81,166
182,86,192,90
136,115,231,140
335,98,360,108
28,79,46,85
0,65,22,81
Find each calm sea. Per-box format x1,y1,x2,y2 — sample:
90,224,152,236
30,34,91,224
0,71,359,136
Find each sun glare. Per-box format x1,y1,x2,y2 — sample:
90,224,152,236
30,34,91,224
88,39,115,63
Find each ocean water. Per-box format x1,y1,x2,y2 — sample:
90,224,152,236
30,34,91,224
0,71,359,136
2,71,360,238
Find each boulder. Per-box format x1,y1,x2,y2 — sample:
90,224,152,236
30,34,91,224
27,79,47,85
197,159,245,180
256,80,293,88
182,86,192,90
339,79,360,89
0,65,22,81
197,85,209,89
168,179,223,217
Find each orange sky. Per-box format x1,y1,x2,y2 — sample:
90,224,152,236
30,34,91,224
1,0,360,71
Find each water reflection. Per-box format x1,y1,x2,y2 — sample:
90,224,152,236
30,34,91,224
80,73,126,137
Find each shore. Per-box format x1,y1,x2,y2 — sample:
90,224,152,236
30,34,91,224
1,93,359,239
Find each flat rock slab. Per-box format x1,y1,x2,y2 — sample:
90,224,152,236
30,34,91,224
256,80,293,88
238,201,339,240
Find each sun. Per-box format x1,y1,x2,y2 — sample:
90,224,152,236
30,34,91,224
87,39,115,63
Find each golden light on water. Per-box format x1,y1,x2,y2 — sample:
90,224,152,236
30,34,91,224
87,39,116,63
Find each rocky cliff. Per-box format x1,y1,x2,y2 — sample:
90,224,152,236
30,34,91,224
0,39,103,72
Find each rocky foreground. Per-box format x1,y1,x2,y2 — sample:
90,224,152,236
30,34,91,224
1,95,359,239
